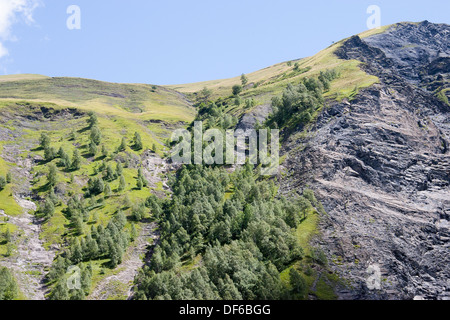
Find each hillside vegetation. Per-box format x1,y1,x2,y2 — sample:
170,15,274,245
2,22,432,300
0,76,195,122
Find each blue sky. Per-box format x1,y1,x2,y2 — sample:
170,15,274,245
0,0,449,85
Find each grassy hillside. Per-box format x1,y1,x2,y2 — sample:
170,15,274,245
0,23,401,300
0,96,192,299
166,24,393,118
0,76,195,123
0,74,196,299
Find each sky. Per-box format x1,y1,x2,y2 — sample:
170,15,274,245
0,0,448,85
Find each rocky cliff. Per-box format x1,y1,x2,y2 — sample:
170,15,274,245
281,21,450,299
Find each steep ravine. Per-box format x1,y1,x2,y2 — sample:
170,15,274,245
88,221,160,300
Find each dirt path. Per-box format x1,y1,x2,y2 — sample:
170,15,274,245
88,222,160,300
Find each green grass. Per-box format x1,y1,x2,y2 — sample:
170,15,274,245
0,185,23,217
0,77,193,118
0,222,20,256
279,209,341,300
0,77,195,122
437,88,449,106
0,143,23,217
39,210,68,249
295,210,320,256
314,273,339,300
105,280,130,300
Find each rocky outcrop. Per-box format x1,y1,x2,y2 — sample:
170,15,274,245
236,104,273,131
281,22,450,299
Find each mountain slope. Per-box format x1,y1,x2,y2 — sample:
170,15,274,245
0,76,195,122
281,21,450,299
0,77,195,299
1,21,449,300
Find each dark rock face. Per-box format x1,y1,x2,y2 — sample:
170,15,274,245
281,22,450,299
236,104,273,131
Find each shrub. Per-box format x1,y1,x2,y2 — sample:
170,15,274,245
232,85,243,96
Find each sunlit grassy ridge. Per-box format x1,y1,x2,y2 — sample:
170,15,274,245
166,24,397,117
0,77,195,123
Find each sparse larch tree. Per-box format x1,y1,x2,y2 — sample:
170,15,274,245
133,132,143,150
47,164,58,186
240,73,248,87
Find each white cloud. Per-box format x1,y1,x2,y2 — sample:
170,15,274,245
0,42,8,57
0,0,41,59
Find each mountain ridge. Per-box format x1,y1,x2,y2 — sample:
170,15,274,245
280,20,450,299
1,21,449,300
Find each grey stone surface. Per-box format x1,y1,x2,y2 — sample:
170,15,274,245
281,22,450,299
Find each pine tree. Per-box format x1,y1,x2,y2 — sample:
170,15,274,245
136,177,143,190
0,176,6,190
104,183,111,197
44,146,56,161
69,130,76,141
89,142,98,157
47,164,58,186
105,164,116,181
100,145,107,157
57,146,64,158
108,241,120,268
47,256,67,282
114,210,127,230
39,133,51,150
133,132,143,150
118,137,127,152
81,264,92,296
72,149,81,170
130,224,138,241
90,126,102,145
132,202,145,221
137,168,147,187
6,172,11,184
49,187,59,205
123,194,131,209
58,148,71,170
4,227,11,243
118,174,126,192
289,268,306,296
71,238,83,263
232,85,242,96
49,280,70,300
0,267,18,300
74,216,84,236
116,162,123,177
86,234,99,260
87,111,98,128
240,73,248,86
